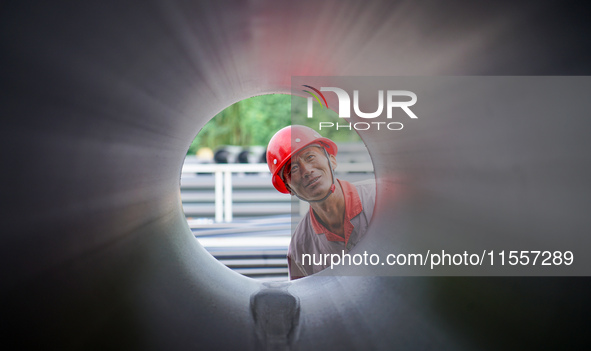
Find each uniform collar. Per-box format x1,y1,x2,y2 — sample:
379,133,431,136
309,179,363,244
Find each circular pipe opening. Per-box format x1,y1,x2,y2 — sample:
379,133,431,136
181,94,376,281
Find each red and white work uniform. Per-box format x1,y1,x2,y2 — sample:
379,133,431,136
287,179,376,279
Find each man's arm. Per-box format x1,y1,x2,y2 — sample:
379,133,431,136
287,255,306,280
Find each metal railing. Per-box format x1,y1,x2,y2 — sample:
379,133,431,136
181,163,373,222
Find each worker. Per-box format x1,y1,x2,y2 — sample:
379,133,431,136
267,125,376,279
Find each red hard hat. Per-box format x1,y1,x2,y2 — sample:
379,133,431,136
267,125,338,194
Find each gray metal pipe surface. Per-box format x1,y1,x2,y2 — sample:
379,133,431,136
2,1,590,350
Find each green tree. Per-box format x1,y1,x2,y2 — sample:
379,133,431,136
187,94,360,155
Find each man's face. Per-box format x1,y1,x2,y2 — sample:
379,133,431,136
283,145,337,201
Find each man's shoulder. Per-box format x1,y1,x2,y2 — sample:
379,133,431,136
348,178,376,219
351,178,376,188
351,179,376,200
292,213,313,238
287,213,313,256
